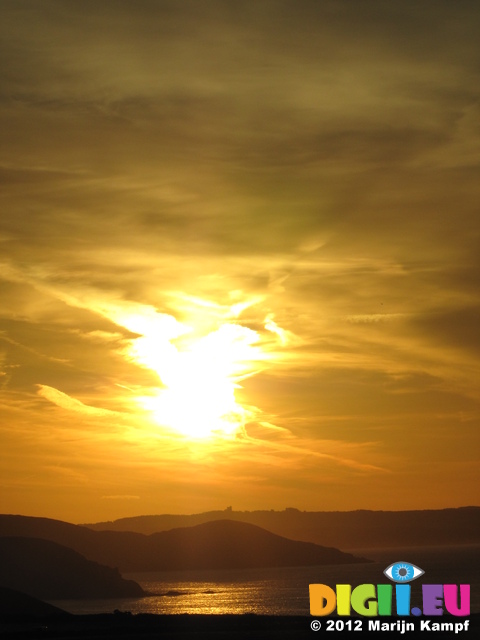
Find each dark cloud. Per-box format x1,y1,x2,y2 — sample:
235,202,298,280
408,306,480,356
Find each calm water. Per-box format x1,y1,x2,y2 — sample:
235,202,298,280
50,545,480,616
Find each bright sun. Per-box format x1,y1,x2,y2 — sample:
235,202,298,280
131,319,264,439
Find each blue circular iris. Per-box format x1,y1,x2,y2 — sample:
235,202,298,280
392,563,414,581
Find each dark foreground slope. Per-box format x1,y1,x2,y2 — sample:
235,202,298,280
0,516,367,572
0,587,71,618
0,537,144,599
1,613,478,640
85,506,480,548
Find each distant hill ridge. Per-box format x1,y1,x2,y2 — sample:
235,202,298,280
0,516,367,572
84,507,480,549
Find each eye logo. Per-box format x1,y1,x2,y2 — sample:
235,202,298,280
310,561,470,618
384,561,424,583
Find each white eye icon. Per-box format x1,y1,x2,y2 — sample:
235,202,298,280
384,561,424,583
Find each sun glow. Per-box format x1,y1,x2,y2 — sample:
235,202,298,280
132,320,264,439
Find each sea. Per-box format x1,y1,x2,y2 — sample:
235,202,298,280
49,545,480,616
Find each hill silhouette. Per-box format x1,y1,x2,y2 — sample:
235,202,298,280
0,537,145,599
0,514,145,570
0,586,71,618
84,507,480,549
126,519,368,570
0,515,367,571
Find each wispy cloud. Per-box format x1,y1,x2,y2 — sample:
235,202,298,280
37,384,118,417
101,495,140,501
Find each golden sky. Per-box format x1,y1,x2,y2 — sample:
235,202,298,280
1,0,479,523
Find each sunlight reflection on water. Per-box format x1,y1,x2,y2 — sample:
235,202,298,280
50,545,480,616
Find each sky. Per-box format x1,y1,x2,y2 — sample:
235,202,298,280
0,0,479,524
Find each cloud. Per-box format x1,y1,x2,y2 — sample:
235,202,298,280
36,384,118,417
346,314,405,324
101,495,140,500
0,0,478,517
